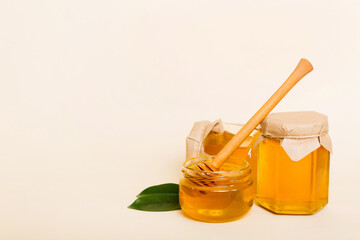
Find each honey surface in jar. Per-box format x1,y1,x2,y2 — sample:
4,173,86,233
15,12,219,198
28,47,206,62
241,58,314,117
179,157,253,222
256,138,330,214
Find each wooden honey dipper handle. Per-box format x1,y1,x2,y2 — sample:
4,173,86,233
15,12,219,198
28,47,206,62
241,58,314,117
211,58,313,169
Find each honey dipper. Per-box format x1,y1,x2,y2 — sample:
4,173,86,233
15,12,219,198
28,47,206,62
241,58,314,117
197,58,313,172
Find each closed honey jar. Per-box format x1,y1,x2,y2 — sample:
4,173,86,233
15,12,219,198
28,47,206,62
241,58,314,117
256,111,332,214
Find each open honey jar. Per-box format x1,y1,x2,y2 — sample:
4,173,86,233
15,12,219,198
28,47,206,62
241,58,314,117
256,111,332,214
179,156,253,222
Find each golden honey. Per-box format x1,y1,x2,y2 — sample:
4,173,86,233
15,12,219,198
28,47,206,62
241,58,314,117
256,138,330,214
179,156,253,222
202,126,261,190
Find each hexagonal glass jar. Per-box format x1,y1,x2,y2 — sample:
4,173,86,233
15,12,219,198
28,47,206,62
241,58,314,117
256,111,332,214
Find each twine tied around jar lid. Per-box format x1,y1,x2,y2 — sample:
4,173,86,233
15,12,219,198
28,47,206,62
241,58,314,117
254,111,333,161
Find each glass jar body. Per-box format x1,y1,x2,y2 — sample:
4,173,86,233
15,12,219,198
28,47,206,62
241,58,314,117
179,156,253,222
256,138,330,214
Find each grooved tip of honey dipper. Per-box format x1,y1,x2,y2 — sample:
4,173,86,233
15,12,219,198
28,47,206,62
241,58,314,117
196,161,217,172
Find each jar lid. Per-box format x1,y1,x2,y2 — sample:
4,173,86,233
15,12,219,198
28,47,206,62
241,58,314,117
256,111,332,161
260,111,328,138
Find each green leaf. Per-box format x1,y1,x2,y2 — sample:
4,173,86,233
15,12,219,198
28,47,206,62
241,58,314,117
137,183,179,198
128,193,180,211
128,183,180,212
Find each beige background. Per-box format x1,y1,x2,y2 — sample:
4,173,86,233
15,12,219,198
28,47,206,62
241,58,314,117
1,0,360,239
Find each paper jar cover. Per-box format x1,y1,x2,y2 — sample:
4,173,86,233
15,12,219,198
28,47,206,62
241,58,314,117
256,111,332,161
186,119,259,160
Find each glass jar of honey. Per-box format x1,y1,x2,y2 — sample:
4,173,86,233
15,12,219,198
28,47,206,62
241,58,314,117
256,111,332,214
179,156,253,222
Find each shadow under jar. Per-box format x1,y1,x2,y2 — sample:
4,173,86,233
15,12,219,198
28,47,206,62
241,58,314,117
179,156,253,222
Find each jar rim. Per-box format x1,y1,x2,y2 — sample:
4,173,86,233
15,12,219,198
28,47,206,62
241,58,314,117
183,155,250,176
